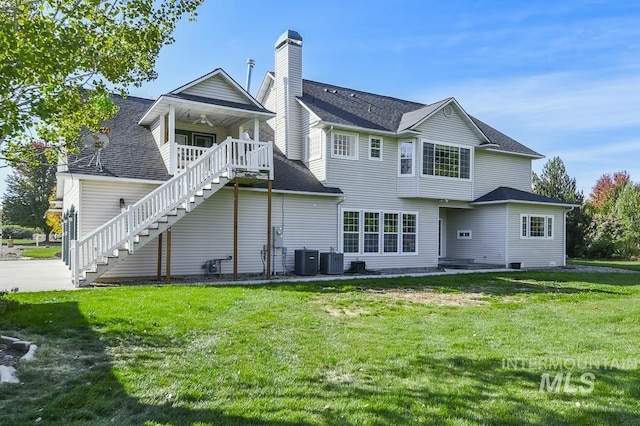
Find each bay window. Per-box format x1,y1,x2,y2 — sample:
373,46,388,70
422,141,471,179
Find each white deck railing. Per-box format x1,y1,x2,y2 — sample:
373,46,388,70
71,138,273,286
176,145,208,172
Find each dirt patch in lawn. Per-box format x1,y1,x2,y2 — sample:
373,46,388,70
324,306,373,317
364,288,489,307
318,287,488,317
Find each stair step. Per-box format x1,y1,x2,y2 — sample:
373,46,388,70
75,165,231,287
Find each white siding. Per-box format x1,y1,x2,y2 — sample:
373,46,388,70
79,180,160,236
61,177,80,214
261,79,276,111
413,106,481,147
274,39,303,159
444,205,507,265
418,177,473,200
150,118,162,148
160,143,170,171
474,150,532,198
326,130,399,203
507,204,566,268
107,188,339,278
181,74,250,104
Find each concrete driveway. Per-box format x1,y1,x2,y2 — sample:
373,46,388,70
0,259,75,293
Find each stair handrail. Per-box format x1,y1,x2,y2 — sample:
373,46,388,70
71,138,273,286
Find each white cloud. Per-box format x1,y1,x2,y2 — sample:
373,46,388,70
424,71,640,136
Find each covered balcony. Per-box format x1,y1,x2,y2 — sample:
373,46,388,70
138,89,275,177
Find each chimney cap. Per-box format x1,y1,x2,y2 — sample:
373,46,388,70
275,30,303,49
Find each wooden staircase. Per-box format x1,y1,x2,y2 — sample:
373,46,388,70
70,138,273,287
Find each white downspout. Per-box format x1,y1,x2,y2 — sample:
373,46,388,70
505,205,509,268
336,195,346,252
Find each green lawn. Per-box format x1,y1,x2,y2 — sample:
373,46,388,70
1,239,61,246
569,258,640,272
21,246,61,258
1,271,639,425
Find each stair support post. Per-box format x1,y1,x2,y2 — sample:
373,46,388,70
266,180,272,279
165,227,172,283
233,178,239,280
157,232,163,281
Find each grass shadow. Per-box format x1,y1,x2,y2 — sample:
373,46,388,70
219,271,637,297
295,354,640,425
0,300,308,425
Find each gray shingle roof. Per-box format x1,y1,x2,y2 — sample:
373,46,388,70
299,79,541,157
65,95,340,195
251,146,342,194
300,79,424,132
66,95,172,181
470,116,542,157
473,187,574,206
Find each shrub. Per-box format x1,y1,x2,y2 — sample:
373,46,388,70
1,224,39,239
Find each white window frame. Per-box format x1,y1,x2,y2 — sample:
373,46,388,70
342,210,360,253
520,214,554,239
192,133,216,147
368,136,383,161
331,131,358,160
340,209,418,255
398,140,415,177
421,138,472,180
175,134,188,145
457,230,472,240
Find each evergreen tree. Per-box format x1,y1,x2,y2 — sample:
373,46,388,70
533,157,586,257
2,143,57,242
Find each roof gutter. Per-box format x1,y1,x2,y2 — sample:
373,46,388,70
470,199,581,208
312,120,419,136
482,148,545,159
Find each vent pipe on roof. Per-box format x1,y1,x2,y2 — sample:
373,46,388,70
245,58,256,92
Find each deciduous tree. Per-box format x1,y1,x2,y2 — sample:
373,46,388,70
0,0,202,163
589,171,630,213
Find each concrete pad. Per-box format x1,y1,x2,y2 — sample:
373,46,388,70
0,259,75,293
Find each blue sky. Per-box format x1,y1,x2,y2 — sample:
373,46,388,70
2,0,640,200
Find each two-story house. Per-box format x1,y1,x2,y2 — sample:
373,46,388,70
55,30,575,286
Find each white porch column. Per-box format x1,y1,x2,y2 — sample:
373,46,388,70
169,104,176,174
253,117,259,141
